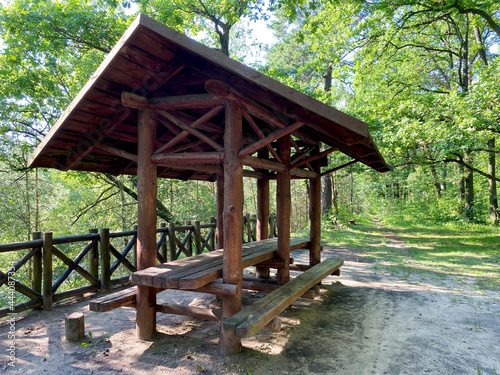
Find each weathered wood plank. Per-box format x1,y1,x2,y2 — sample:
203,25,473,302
223,257,344,338
89,286,137,312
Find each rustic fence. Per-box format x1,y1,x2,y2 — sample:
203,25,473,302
0,214,278,318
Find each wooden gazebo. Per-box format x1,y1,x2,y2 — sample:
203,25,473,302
28,14,391,354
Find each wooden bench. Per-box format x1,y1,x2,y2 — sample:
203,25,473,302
222,257,344,338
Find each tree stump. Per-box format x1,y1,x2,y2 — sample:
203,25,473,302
65,312,85,341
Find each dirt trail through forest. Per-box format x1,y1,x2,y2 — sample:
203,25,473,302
1,223,499,374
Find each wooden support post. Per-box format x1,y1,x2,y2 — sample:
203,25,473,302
276,136,291,285
168,222,176,261
88,229,99,280
310,146,322,266
245,213,251,243
32,231,42,295
42,232,53,311
256,169,270,279
220,100,243,355
160,223,167,260
136,108,158,340
100,228,111,292
194,220,202,255
185,220,193,255
216,172,224,250
133,225,138,268
209,216,216,251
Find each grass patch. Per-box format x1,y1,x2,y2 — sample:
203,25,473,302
310,215,500,291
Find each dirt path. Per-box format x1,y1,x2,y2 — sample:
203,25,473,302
1,226,499,374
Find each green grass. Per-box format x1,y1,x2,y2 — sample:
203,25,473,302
312,215,500,291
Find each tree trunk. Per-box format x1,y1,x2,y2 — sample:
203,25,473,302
488,138,499,224
332,177,339,216
429,165,442,198
321,174,332,216
464,152,474,221
458,164,465,205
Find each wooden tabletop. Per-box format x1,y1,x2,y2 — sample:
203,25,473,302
130,238,310,290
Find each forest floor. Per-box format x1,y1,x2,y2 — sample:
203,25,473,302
1,222,499,375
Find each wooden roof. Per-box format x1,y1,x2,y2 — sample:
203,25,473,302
28,14,391,180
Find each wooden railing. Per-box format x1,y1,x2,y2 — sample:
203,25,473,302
0,214,278,317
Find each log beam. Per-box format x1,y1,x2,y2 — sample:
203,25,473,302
276,135,291,285
220,101,244,355
290,146,339,170
239,121,305,158
320,160,358,177
309,146,322,266
157,110,223,151
256,152,270,279
136,108,158,340
151,151,224,165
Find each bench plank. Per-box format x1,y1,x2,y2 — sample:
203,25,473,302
89,286,137,312
223,257,343,338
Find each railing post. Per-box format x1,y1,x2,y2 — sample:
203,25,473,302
100,228,111,292
42,232,53,311
88,229,99,280
32,232,42,296
168,222,176,261
209,216,216,251
133,225,138,268
159,222,167,260
185,220,192,256
246,213,251,243
194,220,202,255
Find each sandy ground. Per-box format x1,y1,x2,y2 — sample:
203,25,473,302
1,231,499,375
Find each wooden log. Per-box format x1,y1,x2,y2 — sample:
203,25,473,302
155,105,223,154
309,146,322,266
239,121,305,158
121,91,148,109
152,151,224,165
290,146,339,170
216,172,224,250
65,312,85,341
96,144,138,162
205,80,288,130
32,232,42,295
209,216,216,251
185,220,193,256
320,160,358,177
136,107,158,340
133,225,138,268
242,155,287,173
290,167,317,179
100,228,111,292
157,110,223,151
220,100,243,355
159,223,167,259
148,93,223,110
88,229,99,280
276,136,291,285
194,220,202,255
53,284,99,302
43,232,53,311
256,169,270,279
243,112,281,162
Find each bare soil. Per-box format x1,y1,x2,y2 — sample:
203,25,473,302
1,231,499,375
